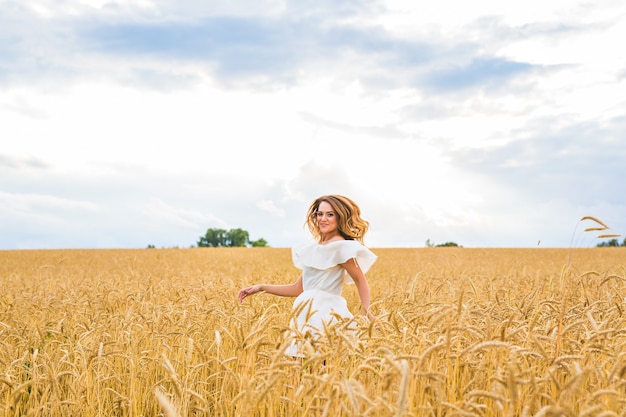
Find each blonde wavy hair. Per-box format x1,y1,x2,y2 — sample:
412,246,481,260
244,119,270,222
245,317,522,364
305,195,370,243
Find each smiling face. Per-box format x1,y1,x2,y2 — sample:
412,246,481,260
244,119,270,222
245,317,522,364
305,195,369,243
316,201,339,240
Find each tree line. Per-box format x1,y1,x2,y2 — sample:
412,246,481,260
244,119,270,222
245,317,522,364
596,238,626,247
425,239,462,247
197,228,268,247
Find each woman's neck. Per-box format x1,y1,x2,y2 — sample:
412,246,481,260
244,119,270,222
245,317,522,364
320,232,343,244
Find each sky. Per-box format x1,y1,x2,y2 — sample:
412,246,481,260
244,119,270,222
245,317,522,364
1,0,625,250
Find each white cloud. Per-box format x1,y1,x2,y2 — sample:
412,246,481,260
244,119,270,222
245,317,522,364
0,191,98,213
140,198,224,229
256,199,286,217
1,0,625,249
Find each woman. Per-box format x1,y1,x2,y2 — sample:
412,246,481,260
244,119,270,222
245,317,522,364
238,194,377,356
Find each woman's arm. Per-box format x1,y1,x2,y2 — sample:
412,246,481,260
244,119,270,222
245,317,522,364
341,258,373,319
238,275,303,303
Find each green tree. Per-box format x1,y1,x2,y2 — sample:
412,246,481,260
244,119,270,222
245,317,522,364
426,239,462,247
436,241,461,247
197,228,228,247
197,228,268,247
250,238,269,247
227,228,250,247
596,238,626,247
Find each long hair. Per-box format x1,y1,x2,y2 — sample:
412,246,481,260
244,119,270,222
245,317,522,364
305,195,370,243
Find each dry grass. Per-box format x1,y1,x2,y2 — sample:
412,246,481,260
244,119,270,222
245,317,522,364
1,246,626,416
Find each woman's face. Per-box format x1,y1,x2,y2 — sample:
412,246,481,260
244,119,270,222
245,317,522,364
316,201,339,237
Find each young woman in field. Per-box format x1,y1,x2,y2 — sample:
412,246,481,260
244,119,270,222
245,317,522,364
238,194,377,356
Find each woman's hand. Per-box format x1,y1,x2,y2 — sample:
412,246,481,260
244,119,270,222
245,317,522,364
238,284,263,303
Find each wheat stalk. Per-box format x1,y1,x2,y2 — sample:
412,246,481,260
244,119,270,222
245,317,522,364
154,387,179,417
580,216,609,229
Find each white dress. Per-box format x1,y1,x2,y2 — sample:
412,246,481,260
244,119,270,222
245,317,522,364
286,239,377,356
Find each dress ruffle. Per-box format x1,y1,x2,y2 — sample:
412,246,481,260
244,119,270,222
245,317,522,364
292,240,377,276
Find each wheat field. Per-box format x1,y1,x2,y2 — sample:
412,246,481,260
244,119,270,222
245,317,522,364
1,246,626,416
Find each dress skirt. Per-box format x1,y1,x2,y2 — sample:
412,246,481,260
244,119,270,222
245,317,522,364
285,289,353,357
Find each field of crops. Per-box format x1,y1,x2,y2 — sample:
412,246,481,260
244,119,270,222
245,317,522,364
1,246,626,416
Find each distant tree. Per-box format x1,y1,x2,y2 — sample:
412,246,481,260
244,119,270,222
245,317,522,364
426,239,462,247
436,241,461,247
596,238,626,247
250,238,269,247
228,228,250,247
197,228,268,247
198,228,228,247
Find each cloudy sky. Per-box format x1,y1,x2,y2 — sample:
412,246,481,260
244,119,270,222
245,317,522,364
1,0,625,250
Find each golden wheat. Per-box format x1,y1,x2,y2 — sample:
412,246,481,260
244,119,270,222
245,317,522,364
0,247,625,415
580,216,610,229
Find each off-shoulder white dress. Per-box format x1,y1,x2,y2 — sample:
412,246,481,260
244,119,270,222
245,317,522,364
286,239,377,356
